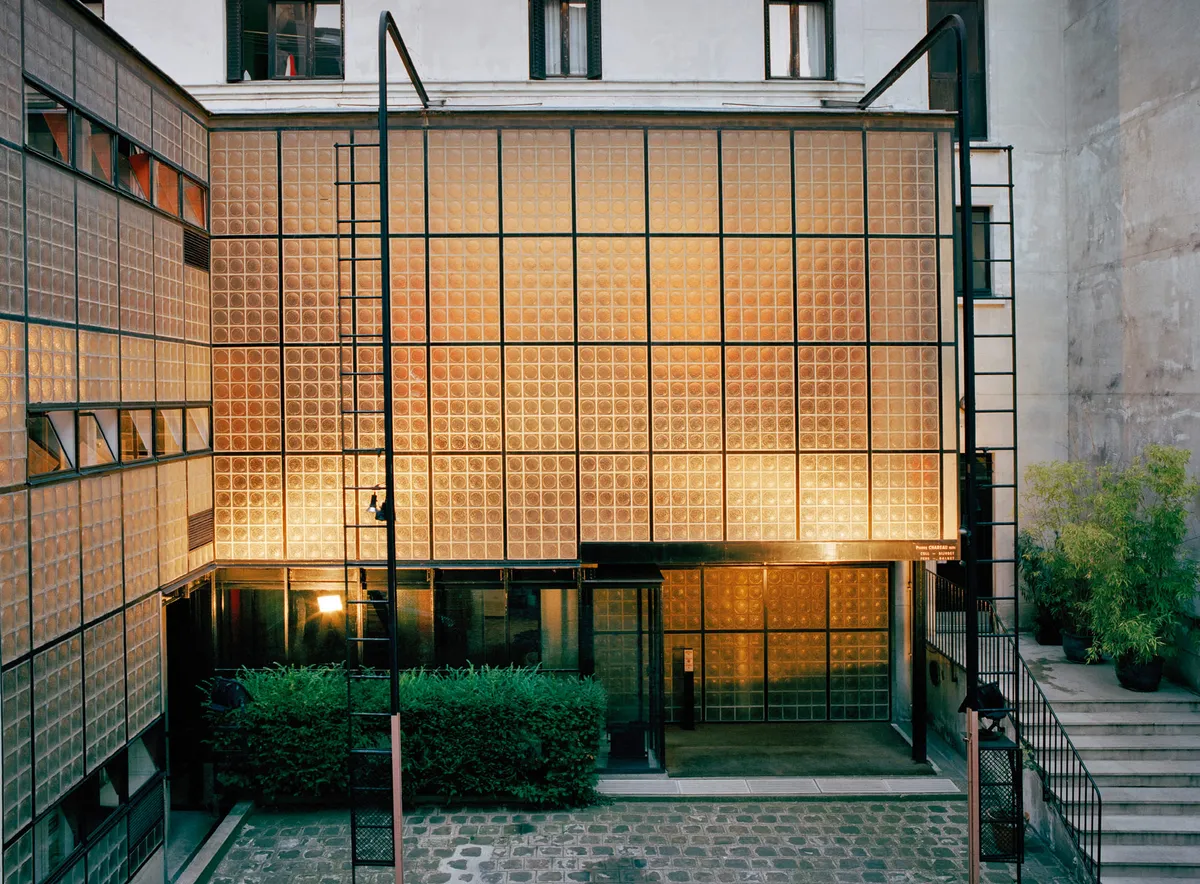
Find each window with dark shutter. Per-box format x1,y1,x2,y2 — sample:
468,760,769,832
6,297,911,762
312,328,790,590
586,0,602,79
764,1,832,80
529,0,547,79
530,0,600,80
229,1,344,81
227,0,244,82
927,0,988,140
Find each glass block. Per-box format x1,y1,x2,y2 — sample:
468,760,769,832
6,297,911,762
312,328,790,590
501,129,571,234
77,181,120,329
505,454,577,560
704,632,764,722
797,453,869,541
181,112,208,181
126,595,162,734
794,131,864,235
30,482,81,647
74,32,116,124
725,346,795,451
154,216,186,339
1,662,32,836
723,238,793,342
120,335,155,403
578,345,648,452
576,237,647,342
214,455,285,560
33,634,84,808
188,456,213,513
156,340,186,402
579,453,650,543
86,816,127,884
339,131,425,234
704,568,763,629
0,146,23,315
652,453,722,542
427,130,499,235
429,238,500,342
830,567,888,629
391,346,429,453
796,345,868,450
0,491,28,664
157,461,189,583
869,346,940,450
0,1,19,145
765,566,826,629
211,238,281,344
83,613,125,771
830,630,889,720
117,64,153,148
796,238,866,342
80,474,123,623
185,265,212,344
341,454,430,562
430,345,501,452
868,238,939,342
663,632,702,724
210,130,279,236
152,91,183,166
27,323,76,404
725,453,796,541
285,454,343,561
25,158,76,323
721,130,792,234
871,452,941,540
650,345,721,451
213,347,282,452
23,0,73,96
119,200,156,335
281,130,345,235
0,318,26,486
504,346,575,452
431,454,504,560
186,342,212,403
647,130,718,234
661,568,701,631
281,238,337,344
575,129,645,234
649,237,720,342
503,237,573,342
389,237,427,343
866,131,936,236
283,346,339,452
341,344,383,452
121,466,159,601
767,632,827,721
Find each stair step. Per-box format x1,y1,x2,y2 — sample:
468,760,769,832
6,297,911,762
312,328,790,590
1101,814,1200,847
1088,844,1200,878
1100,787,1200,816
1044,698,1200,715
1064,735,1200,760
1088,761,1200,789
1057,713,1200,736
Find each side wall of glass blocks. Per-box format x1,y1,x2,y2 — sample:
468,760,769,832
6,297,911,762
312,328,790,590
208,122,958,563
0,1,212,881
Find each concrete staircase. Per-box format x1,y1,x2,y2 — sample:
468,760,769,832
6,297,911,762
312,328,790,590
1022,641,1200,883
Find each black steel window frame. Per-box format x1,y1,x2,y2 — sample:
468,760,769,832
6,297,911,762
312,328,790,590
228,0,346,82
528,0,602,80
927,0,987,140
955,205,992,297
763,0,835,80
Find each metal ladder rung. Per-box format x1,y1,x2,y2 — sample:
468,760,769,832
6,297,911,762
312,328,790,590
349,636,390,644
336,256,385,264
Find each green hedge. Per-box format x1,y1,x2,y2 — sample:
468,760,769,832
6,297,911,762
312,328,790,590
202,665,606,808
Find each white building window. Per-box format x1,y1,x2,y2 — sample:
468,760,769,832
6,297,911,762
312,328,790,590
530,0,602,80
765,1,831,79
228,0,344,81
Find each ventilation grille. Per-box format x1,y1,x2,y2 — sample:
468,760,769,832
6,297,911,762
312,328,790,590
188,508,215,550
183,229,210,271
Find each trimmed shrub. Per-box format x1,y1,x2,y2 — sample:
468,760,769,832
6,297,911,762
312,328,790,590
202,665,606,807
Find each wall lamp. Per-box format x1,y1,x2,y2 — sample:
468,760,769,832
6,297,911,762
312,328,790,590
317,594,343,614
366,490,391,521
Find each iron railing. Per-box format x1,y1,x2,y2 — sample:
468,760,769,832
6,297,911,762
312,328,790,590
924,570,1101,882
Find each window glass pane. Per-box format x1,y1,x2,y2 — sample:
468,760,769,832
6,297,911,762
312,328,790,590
273,2,309,77
117,137,151,200
313,2,343,77
768,4,792,77
79,411,117,468
288,576,346,665
120,410,153,461
241,0,269,79
567,2,588,76
508,586,541,666
154,160,180,216
155,409,184,457
954,207,991,294
183,178,207,227
437,588,507,667
186,407,210,451
34,803,80,882
76,116,114,182
27,412,73,475
25,84,70,161
544,0,562,76
215,569,287,668
541,588,579,670
797,3,826,77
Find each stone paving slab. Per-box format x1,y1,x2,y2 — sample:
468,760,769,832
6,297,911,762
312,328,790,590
208,801,1079,884
597,777,959,798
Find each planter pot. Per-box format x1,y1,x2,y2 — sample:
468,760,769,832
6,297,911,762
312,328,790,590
1034,618,1062,646
1061,629,1096,663
1115,654,1164,692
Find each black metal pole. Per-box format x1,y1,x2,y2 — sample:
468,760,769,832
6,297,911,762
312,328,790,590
912,562,928,762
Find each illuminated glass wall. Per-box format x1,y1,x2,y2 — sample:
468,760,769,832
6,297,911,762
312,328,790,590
209,121,957,564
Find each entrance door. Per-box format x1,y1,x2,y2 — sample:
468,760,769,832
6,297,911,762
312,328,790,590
663,565,890,724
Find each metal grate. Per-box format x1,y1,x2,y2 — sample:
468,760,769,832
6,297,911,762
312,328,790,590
187,508,215,550
182,227,210,270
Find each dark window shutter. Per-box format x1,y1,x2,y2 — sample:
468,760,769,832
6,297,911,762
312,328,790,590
227,0,244,82
586,0,602,79
529,0,546,80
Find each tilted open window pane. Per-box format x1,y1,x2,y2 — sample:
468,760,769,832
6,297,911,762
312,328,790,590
120,409,154,461
155,409,185,457
79,410,118,468
154,160,181,216
25,83,70,161
186,408,211,451
183,177,207,227
27,412,74,475
76,115,114,183
117,137,151,200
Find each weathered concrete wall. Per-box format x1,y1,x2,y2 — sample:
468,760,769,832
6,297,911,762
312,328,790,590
1064,0,1200,688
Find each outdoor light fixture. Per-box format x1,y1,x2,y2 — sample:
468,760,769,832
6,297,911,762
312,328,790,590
367,493,378,515
317,594,343,614
961,681,1009,740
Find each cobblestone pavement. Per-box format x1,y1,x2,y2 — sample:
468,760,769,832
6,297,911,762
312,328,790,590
209,800,1078,884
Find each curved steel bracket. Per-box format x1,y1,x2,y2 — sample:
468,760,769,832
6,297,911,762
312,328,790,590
378,10,431,110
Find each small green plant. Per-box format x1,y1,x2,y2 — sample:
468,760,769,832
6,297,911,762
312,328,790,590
202,665,607,807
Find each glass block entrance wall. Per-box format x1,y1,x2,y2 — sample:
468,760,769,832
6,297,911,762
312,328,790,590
663,565,890,723
207,119,959,564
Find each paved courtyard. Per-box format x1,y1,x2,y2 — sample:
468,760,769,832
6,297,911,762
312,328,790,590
208,800,1079,884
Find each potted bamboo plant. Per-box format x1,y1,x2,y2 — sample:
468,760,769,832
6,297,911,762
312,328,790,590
1066,446,1198,692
